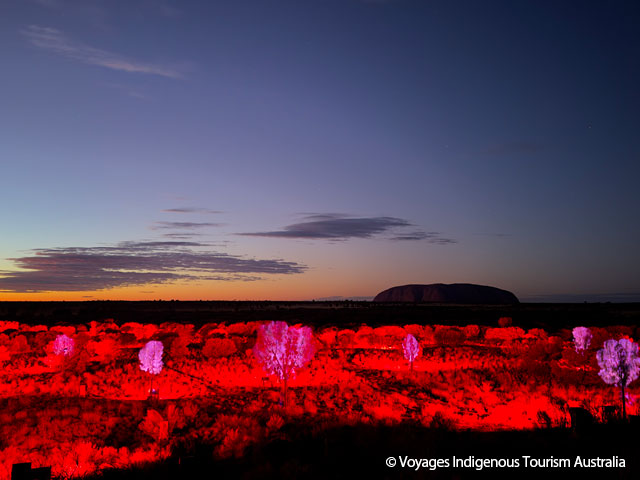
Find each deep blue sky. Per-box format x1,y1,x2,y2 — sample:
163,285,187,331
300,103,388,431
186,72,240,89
0,0,639,301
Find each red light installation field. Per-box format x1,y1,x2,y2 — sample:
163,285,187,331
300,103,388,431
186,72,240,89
0,320,637,478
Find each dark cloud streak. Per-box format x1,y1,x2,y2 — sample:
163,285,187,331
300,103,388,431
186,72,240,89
161,233,204,239
162,207,223,214
390,232,458,244
240,216,410,240
151,221,223,230
239,215,456,244
0,241,305,293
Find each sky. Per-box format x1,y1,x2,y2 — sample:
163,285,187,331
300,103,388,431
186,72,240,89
0,0,639,302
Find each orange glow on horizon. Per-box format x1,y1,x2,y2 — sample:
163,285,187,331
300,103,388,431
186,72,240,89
0,277,376,302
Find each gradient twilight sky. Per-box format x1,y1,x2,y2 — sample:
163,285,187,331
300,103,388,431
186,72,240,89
1,0,639,301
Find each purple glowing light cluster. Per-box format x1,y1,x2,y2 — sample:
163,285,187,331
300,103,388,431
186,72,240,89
52,334,75,357
402,333,421,365
572,326,592,353
138,340,164,375
596,338,640,388
253,321,315,382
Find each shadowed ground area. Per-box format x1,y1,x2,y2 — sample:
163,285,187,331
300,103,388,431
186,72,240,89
91,422,637,480
1,301,640,330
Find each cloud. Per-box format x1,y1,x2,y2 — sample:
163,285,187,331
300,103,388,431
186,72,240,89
161,233,231,246
161,233,204,239
22,25,183,79
162,207,223,214
239,214,456,243
0,241,305,293
240,215,409,240
294,213,351,220
390,232,457,244
151,221,223,230
481,141,544,156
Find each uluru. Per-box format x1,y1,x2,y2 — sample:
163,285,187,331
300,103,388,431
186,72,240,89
373,283,519,304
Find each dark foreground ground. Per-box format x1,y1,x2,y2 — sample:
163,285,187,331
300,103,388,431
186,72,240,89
1,301,640,331
92,421,636,480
